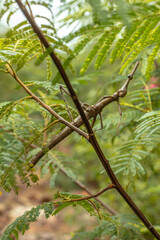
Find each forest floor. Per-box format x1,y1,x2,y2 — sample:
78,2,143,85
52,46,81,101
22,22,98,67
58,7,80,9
0,174,97,240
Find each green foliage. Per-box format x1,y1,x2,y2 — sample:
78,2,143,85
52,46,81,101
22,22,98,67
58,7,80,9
0,92,78,193
53,191,101,216
72,214,143,240
0,0,72,76
0,111,40,192
145,44,160,81
1,192,109,239
80,31,109,75
110,110,160,178
1,201,54,239
119,17,160,74
80,26,122,74
0,1,160,240
39,151,77,188
55,1,160,78
2,1,160,79
95,27,121,70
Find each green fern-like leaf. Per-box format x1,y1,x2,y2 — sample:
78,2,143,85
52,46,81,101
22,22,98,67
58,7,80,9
16,41,41,70
95,27,121,69
0,0,72,75
0,101,17,119
123,18,153,58
120,17,159,73
135,111,160,137
111,110,160,177
53,36,92,83
46,56,52,81
110,21,140,64
80,31,109,75
72,214,143,240
145,44,160,81
63,24,96,43
54,191,101,216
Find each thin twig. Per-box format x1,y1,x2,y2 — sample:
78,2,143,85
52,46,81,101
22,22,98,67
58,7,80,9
50,152,117,215
87,199,102,219
26,0,34,20
56,184,115,203
6,63,88,140
72,179,117,215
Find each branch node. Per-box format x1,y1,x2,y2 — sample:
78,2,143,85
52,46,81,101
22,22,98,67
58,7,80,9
148,225,154,230
73,95,77,100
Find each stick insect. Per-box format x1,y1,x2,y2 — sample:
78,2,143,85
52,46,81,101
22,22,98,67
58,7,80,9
59,63,138,134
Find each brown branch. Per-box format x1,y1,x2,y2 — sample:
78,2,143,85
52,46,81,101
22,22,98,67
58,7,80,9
30,68,139,166
56,184,115,203
30,145,117,215
3,65,116,213
71,179,117,215
54,158,117,215
26,0,34,20
15,1,160,239
6,63,88,140
15,0,93,137
54,185,115,219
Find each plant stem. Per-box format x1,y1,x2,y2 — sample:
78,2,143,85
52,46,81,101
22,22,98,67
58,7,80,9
6,63,88,140
52,154,117,215
56,184,115,203
15,1,160,238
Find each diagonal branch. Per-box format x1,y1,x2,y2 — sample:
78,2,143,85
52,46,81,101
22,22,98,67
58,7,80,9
6,63,117,214
15,1,160,239
15,0,93,136
6,63,88,140
30,67,139,166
